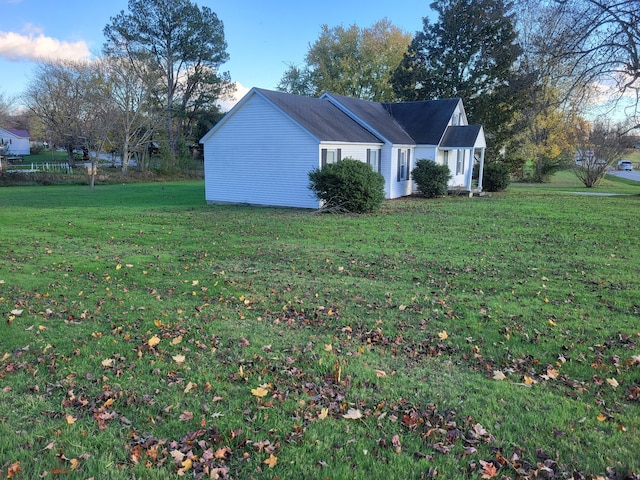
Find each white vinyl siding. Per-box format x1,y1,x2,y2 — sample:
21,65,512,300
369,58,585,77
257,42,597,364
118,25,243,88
203,94,320,208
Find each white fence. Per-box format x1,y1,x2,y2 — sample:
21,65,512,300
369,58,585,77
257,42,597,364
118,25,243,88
4,162,73,174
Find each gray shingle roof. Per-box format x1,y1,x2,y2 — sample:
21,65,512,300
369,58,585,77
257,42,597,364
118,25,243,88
440,125,483,148
256,88,383,143
382,99,461,145
323,93,415,144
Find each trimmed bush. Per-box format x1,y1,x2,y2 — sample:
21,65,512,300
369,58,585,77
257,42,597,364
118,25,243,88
308,158,385,213
482,162,510,192
411,159,451,198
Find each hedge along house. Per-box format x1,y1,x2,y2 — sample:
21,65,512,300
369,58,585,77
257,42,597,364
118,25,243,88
201,88,486,208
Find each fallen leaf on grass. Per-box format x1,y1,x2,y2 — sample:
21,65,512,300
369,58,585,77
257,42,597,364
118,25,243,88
438,330,448,340
180,412,193,422
375,369,387,378
101,358,114,367
606,378,619,389
492,370,506,381
7,461,20,478
172,354,186,365
66,414,76,425
264,454,277,468
10,309,23,316
480,460,498,478
251,383,270,398
343,408,362,420
318,408,329,420
183,381,196,393
148,335,160,347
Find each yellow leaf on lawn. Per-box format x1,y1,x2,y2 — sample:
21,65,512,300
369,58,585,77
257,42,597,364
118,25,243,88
251,386,269,397
172,354,186,365
438,330,448,340
181,458,193,470
148,335,161,347
154,319,163,328
66,414,76,425
324,344,333,352
2,352,10,362
318,408,329,420
101,358,114,367
375,369,387,378
493,370,506,381
38,325,48,331
69,458,79,470
103,398,115,407
597,413,607,422
264,454,278,468
171,335,183,345
184,381,196,393
548,319,557,326
606,378,619,389
523,375,537,385
116,264,122,270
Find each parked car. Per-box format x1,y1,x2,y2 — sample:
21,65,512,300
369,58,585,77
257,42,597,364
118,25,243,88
617,160,633,171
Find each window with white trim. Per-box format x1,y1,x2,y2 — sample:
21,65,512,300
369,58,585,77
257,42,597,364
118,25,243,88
321,148,341,167
397,149,410,181
456,150,464,175
367,148,381,173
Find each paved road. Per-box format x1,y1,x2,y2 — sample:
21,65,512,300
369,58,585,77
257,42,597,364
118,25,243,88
608,169,640,182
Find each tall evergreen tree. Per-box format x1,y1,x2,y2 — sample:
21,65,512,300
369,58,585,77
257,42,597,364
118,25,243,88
392,0,524,157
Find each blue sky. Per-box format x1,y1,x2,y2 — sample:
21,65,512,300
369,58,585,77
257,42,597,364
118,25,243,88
0,0,434,110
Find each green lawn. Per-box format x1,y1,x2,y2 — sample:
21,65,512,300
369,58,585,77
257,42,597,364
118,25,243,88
1,177,639,479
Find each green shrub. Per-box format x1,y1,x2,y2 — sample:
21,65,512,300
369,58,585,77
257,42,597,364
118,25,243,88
308,158,385,213
482,162,510,192
411,159,451,198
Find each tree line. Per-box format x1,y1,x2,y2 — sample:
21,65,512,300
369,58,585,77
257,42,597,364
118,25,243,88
4,0,639,182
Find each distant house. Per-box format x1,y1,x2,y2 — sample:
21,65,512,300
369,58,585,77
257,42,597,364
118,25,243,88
0,128,30,156
201,88,486,209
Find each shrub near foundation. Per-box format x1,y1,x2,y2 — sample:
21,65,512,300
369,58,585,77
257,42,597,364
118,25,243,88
411,159,451,197
308,158,385,213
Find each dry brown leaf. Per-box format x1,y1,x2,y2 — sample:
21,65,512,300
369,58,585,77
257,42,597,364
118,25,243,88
148,335,160,347
65,414,76,425
492,370,506,381
172,354,186,365
375,369,387,378
343,408,362,420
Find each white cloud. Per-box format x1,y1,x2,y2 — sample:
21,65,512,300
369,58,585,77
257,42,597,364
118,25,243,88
217,82,251,112
0,31,91,62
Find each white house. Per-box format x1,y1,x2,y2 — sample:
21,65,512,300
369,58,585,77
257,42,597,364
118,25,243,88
0,128,30,156
201,88,485,209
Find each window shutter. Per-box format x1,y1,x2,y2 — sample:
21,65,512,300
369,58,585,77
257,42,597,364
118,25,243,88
366,149,371,166
406,149,411,180
337,149,342,162
321,149,327,168
397,150,402,181
378,149,382,173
